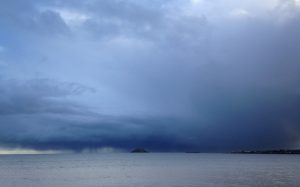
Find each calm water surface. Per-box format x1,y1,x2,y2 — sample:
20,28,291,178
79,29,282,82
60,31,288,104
0,153,300,187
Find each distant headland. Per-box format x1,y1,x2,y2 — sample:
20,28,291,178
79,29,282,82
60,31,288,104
131,148,149,153
231,149,300,154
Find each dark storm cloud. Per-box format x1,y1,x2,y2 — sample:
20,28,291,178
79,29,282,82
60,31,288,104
0,78,94,115
0,0,300,152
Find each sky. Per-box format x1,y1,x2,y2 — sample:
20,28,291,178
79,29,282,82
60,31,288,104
0,0,300,153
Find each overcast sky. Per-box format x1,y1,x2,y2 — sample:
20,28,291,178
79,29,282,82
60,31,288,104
0,0,300,152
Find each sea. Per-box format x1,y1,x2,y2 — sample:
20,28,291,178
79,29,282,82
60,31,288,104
0,153,300,187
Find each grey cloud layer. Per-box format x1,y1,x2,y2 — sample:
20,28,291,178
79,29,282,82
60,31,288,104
0,0,300,151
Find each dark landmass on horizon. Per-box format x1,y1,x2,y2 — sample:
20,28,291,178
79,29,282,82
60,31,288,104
131,148,149,153
231,149,300,154
128,148,300,154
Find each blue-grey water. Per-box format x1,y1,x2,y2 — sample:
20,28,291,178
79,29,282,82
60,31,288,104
0,153,300,187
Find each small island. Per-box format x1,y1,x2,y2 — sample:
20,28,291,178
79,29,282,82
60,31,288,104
232,149,300,154
131,148,149,153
